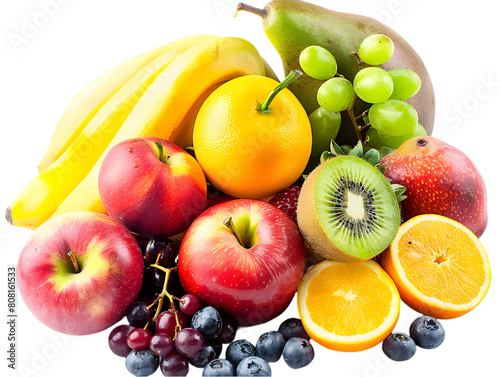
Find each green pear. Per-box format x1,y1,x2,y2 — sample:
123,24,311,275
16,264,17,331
237,0,435,146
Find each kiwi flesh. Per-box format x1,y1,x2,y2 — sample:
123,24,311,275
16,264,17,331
297,155,400,262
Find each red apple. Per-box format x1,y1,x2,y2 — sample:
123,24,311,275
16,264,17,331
380,136,487,236
98,137,207,237
17,211,144,335
178,199,306,326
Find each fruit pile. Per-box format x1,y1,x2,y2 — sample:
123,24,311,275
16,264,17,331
7,0,492,376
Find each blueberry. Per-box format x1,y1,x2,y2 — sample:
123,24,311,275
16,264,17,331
256,331,286,362
410,316,445,349
125,349,159,376
226,339,257,367
236,356,272,376
202,359,235,376
282,337,314,369
191,306,223,340
382,332,416,361
277,318,310,341
189,342,222,368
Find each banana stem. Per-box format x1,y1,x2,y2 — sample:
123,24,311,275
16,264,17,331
236,3,268,18
257,70,303,114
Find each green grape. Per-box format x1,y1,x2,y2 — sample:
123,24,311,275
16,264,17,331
353,67,393,104
365,127,384,149
388,69,421,100
317,77,355,113
378,146,396,158
379,123,427,149
358,34,394,65
299,46,338,80
369,99,418,136
309,107,342,156
340,145,353,154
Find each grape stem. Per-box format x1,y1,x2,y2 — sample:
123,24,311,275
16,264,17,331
346,95,364,143
146,263,182,338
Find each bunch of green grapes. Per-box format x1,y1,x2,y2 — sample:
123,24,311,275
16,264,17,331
299,34,426,156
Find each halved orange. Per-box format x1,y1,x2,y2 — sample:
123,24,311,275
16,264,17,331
381,214,491,319
297,260,400,352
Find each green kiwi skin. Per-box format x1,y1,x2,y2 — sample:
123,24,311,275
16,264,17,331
297,156,400,262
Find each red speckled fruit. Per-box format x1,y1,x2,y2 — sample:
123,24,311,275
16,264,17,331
379,136,487,237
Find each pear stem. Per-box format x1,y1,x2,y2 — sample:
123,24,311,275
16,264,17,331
236,3,268,18
67,251,80,274
257,70,303,114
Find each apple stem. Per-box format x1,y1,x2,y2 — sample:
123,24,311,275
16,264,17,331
223,216,247,248
235,3,268,18
155,141,171,165
67,251,80,273
257,70,303,115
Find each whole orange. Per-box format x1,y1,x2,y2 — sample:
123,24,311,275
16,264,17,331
193,74,312,199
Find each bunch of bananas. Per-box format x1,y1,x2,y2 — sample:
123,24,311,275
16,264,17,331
7,35,276,230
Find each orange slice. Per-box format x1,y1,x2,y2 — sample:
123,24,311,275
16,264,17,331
297,260,400,352
381,214,491,319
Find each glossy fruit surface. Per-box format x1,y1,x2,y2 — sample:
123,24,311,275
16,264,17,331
317,77,355,112
299,45,337,80
17,212,144,335
379,123,426,149
358,34,394,65
109,325,134,357
297,260,400,351
193,75,311,199
256,331,286,362
353,67,393,103
388,69,421,100
179,199,306,326
308,107,342,156
99,137,207,237
226,340,257,367
381,214,491,319
369,99,418,136
380,136,488,236
268,186,301,223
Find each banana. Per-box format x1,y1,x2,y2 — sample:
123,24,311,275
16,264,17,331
37,35,214,172
7,35,215,230
52,37,267,218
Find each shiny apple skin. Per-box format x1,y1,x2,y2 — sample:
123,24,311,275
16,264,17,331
178,199,306,326
17,212,144,335
380,136,487,237
98,137,207,237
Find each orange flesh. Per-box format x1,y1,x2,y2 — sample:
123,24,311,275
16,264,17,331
306,263,394,336
397,220,485,305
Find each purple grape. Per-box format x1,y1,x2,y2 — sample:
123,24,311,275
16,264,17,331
150,333,174,357
145,236,180,267
127,328,153,351
217,318,238,344
174,328,204,358
179,294,200,316
126,301,153,328
160,351,189,376
109,324,134,357
156,311,188,338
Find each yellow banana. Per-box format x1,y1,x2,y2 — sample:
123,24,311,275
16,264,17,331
7,35,215,229
52,37,267,218
37,35,214,172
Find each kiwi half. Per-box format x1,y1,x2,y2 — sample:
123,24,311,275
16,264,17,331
297,155,400,262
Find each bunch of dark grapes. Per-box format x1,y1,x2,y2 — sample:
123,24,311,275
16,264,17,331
108,235,238,377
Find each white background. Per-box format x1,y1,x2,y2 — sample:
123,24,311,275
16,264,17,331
0,0,498,376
